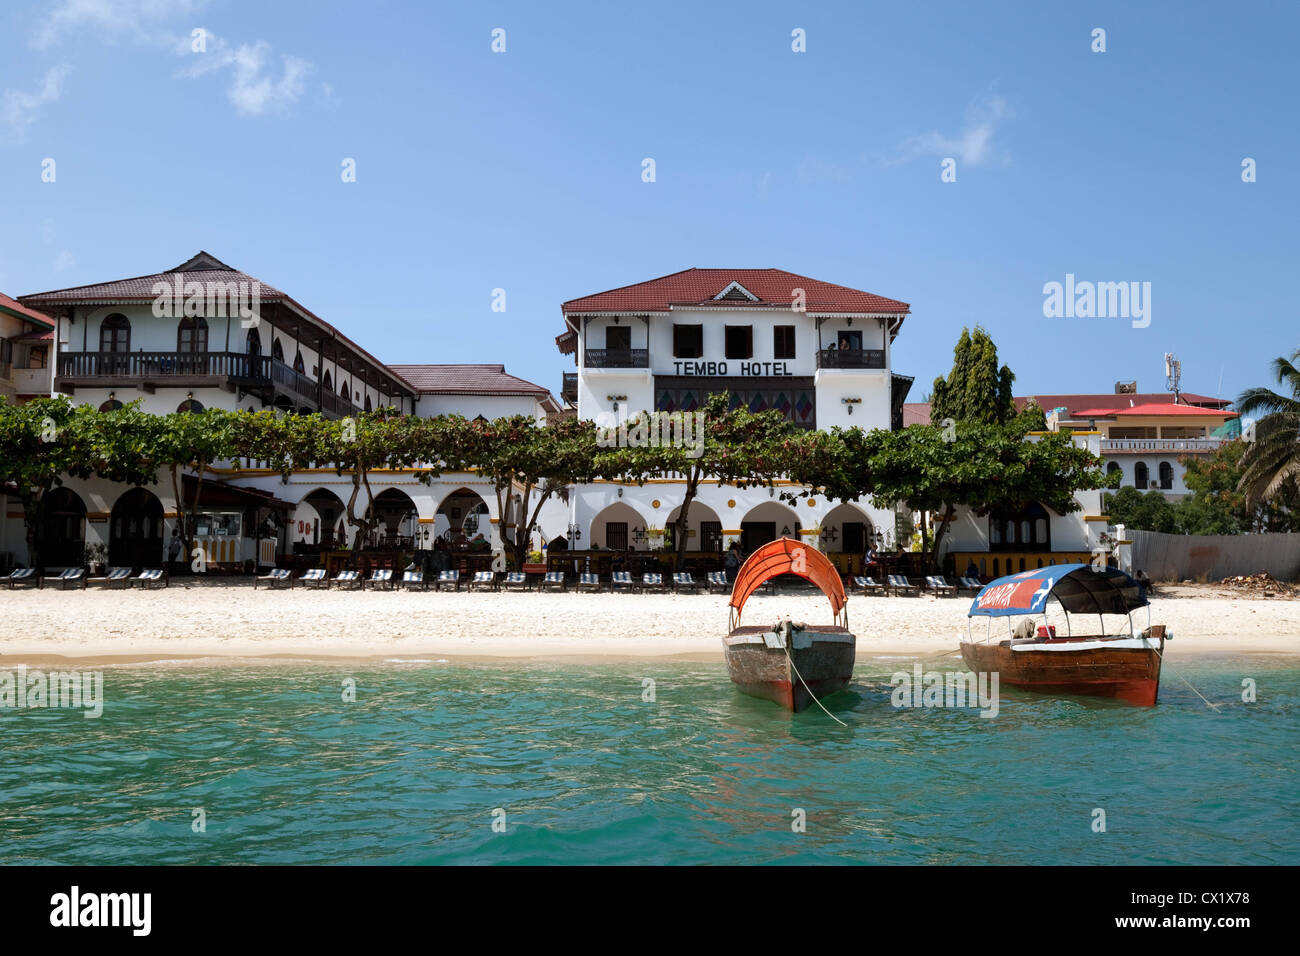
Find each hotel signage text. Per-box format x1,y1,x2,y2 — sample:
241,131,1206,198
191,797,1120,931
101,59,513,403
672,360,793,376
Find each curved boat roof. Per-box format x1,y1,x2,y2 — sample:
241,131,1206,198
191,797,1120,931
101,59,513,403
729,537,847,620
968,563,1148,618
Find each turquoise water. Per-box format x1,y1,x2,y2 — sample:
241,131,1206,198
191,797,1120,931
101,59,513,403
2,654,1296,865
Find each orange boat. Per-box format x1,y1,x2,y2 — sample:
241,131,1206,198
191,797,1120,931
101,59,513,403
723,538,855,712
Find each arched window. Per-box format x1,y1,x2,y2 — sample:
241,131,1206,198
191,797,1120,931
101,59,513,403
1158,461,1174,490
99,313,130,352
246,327,262,356
364,394,372,412
272,339,285,363
177,317,208,353
340,380,350,397
1106,461,1121,479
293,350,305,374
98,399,123,412
322,370,333,391
990,503,1051,552
177,398,204,413
1135,462,1150,489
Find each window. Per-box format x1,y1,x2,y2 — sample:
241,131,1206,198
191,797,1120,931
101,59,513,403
177,398,204,413
1107,461,1122,478
272,339,284,363
98,399,123,412
1135,462,1150,488
673,324,703,358
725,325,753,360
989,503,1050,552
605,522,628,551
1158,461,1174,489
323,370,333,391
177,317,208,353
364,394,373,412
99,314,130,353
246,327,262,356
605,326,631,351
293,350,305,374
700,521,722,553
835,330,863,351
774,325,795,360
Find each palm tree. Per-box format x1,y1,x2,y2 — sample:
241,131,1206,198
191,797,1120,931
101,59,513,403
1236,349,1300,510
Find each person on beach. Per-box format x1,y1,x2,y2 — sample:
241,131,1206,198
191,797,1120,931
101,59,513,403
167,528,182,574
724,542,742,582
964,559,979,581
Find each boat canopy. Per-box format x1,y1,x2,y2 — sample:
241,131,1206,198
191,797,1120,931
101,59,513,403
968,563,1148,618
729,537,847,621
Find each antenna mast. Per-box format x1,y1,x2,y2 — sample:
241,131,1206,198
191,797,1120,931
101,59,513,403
1164,352,1182,404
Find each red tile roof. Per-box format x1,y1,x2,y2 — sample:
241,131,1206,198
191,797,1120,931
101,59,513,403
902,402,932,426
1018,392,1230,415
0,292,54,329
562,268,910,316
1114,403,1236,417
388,364,550,396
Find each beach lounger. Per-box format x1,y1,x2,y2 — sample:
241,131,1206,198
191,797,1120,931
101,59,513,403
468,571,496,591
256,568,294,589
706,571,729,594
672,571,699,593
641,572,665,592
925,575,958,598
501,571,528,591
434,569,459,591
888,574,918,597
89,567,133,589
299,568,328,589
51,567,87,590
331,569,362,590
364,568,393,591
853,575,884,596
576,573,600,592
132,568,167,589
957,576,982,596
611,570,636,593
540,571,566,592
4,567,39,589
398,570,426,591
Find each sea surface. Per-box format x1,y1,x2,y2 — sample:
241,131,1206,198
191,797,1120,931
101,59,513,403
2,654,1296,865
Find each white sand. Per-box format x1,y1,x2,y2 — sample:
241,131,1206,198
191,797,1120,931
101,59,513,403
1,580,1298,666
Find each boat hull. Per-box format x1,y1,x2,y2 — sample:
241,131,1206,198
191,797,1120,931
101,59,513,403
723,625,855,712
960,635,1164,706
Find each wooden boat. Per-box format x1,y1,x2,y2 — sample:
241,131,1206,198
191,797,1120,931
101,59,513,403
960,563,1168,706
723,538,855,712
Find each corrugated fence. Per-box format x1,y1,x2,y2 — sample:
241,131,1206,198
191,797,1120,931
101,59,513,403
1130,529,1300,582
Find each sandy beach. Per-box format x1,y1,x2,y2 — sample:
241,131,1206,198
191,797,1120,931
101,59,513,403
1,579,1298,667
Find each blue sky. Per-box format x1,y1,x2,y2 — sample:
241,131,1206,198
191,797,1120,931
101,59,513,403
2,0,1296,404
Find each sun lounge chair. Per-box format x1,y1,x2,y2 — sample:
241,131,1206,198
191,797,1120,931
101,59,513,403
50,567,87,590
957,576,982,596
887,574,918,597
4,567,39,589
89,567,133,589
132,568,167,589
398,570,425,591
575,572,600,592
501,571,528,591
468,571,496,591
540,571,566,592
299,568,328,589
364,568,393,591
853,575,884,595
611,570,636,593
672,571,699,593
706,571,729,594
434,569,459,591
925,575,958,597
256,568,294,589
641,572,665,592
331,569,361,590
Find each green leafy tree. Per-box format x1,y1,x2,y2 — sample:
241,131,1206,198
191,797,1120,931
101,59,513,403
1102,486,1180,534
153,408,239,563
1236,349,1300,513
930,326,1016,426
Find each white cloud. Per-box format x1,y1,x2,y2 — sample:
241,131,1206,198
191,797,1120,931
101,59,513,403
1,65,71,136
182,34,311,116
895,93,1012,167
32,0,206,50
54,249,77,272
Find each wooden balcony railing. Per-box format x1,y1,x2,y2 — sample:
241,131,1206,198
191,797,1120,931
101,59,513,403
57,350,271,381
584,348,649,368
816,348,885,369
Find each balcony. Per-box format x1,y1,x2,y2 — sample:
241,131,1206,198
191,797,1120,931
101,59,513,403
817,348,885,369
271,358,321,404
1101,438,1223,454
9,367,52,394
561,371,577,405
584,348,649,369
318,387,361,417
57,350,271,392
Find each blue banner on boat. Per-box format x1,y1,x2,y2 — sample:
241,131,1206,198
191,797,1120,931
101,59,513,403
968,563,1148,617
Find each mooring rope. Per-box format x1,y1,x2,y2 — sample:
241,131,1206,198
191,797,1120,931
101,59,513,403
1145,636,1220,712
782,642,848,727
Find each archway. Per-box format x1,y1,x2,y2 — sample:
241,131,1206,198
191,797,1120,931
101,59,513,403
738,500,801,555
436,487,491,544
588,501,649,552
39,487,86,567
294,488,348,548
819,502,875,556
369,488,419,549
665,501,723,553
110,487,164,568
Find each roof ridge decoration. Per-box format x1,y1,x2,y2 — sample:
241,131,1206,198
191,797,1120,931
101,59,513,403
713,281,759,302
